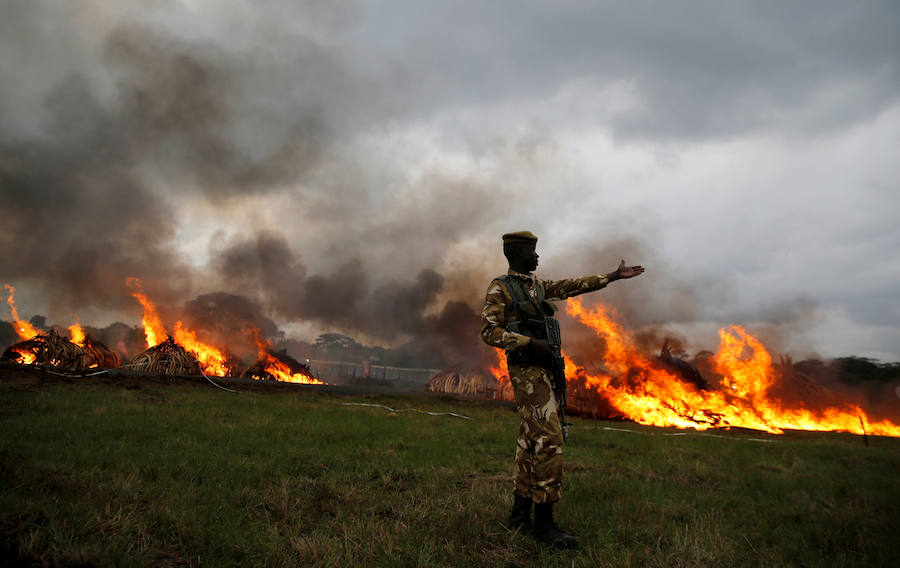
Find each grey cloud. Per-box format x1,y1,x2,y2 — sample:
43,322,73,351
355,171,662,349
103,24,334,197
350,1,900,139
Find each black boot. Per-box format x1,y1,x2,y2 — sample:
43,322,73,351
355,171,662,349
533,502,578,549
507,494,533,531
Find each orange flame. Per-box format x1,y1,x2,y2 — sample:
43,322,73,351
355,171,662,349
124,280,233,376
172,321,231,377
126,278,167,348
68,321,86,346
488,348,509,382
565,297,900,437
246,326,323,384
12,348,36,365
257,353,324,384
3,284,39,340
487,348,516,401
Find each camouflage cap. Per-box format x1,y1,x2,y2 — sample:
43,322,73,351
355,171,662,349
502,231,538,245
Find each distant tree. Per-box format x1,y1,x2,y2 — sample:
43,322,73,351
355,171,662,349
314,333,370,361
315,333,357,351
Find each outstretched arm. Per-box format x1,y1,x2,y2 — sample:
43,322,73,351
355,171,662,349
542,260,645,300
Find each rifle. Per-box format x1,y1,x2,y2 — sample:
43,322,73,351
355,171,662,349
543,316,571,443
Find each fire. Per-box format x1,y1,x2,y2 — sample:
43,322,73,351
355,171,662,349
3,284,39,340
69,321,86,346
125,278,232,376
246,327,323,384
488,348,517,401
12,348,36,365
256,353,323,384
564,298,900,437
122,287,320,382
126,277,167,348
2,283,331,385
489,348,509,382
172,321,231,377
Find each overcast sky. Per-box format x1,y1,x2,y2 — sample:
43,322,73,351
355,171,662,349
1,0,898,361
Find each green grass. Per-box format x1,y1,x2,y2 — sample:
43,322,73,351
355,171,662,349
1,380,898,567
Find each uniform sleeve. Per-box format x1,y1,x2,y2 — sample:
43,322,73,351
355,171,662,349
480,279,533,352
541,274,609,301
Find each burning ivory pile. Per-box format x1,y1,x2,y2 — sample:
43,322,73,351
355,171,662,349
2,329,104,370
426,370,501,399
3,331,121,371
2,284,119,371
2,282,322,384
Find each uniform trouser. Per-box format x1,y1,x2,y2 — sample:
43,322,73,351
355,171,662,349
509,362,564,504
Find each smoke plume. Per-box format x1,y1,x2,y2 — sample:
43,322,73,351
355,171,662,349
2,1,890,377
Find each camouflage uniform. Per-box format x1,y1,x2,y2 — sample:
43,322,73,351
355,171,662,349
481,269,609,504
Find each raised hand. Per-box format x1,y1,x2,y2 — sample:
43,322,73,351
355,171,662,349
612,260,645,280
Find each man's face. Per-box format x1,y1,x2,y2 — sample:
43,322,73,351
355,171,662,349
523,245,539,272
509,243,538,273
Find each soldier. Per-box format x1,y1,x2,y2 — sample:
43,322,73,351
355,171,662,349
481,231,645,549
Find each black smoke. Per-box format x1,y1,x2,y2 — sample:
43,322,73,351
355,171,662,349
0,9,340,313
209,230,491,369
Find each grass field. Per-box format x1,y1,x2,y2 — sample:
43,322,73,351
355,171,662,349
1,375,898,567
